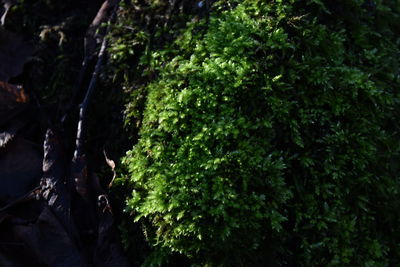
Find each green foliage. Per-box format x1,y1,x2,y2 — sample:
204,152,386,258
108,0,198,138
117,0,400,265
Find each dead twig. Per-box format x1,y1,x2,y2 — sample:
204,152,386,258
61,0,121,124
73,0,120,158
74,37,108,158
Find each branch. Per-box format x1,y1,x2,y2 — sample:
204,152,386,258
74,36,108,159
61,0,120,124
73,0,120,158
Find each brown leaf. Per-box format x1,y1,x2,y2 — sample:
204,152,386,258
103,149,116,188
0,81,28,107
0,82,29,126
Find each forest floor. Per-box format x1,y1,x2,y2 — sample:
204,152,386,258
0,1,132,265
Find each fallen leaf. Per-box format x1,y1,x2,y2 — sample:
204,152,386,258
0,120,25,148
0,29,33,82
0,81,28,107
0,137,42,204
103,149,116,188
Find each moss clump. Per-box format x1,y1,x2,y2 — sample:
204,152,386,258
118,0,400,265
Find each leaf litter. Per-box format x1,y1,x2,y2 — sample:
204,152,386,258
0,1,129,265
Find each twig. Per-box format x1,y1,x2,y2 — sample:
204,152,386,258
0,0,16,26
73,0,120,158
61,0,121,124
74,37,108,158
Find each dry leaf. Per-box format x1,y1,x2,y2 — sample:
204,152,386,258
103,149,116,188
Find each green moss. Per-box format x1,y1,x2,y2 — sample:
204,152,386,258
117,0,400,265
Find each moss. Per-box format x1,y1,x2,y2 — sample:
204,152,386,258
116,0,400,265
